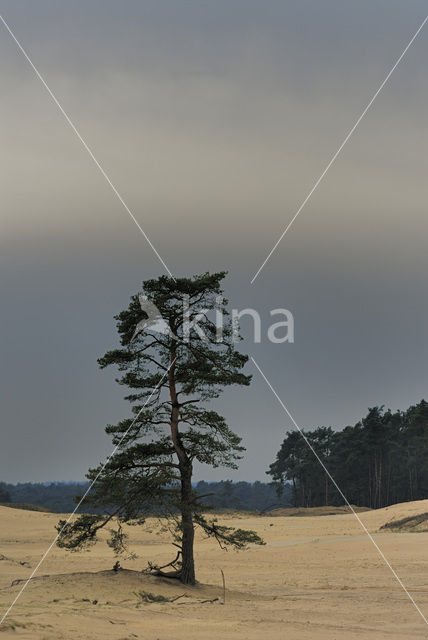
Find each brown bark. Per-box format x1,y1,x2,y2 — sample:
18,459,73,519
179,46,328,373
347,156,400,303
179,460,196,585
168,349,196,585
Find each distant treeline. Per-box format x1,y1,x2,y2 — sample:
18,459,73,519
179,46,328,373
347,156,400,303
0,480,291,514
0,482,88,513
194,480,291,512
268,400,428,510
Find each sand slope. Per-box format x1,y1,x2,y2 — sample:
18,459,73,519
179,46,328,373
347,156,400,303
1,501,428,639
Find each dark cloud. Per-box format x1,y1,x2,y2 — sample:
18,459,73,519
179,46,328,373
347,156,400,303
1,1,427,482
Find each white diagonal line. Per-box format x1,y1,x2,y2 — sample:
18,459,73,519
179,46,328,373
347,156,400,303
0,14,175,281
0,13,178,624
250,14,428,284
251,356,428,628
0,361,175,626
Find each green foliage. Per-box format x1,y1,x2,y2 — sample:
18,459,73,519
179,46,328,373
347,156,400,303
194,513,265,549
55,272,262,583
268,400,428,509
194,480,291,511
107,522,131,556
0,482,86,511
135,590,170,604
0,480,289,513
56,514,104,550
0,483,11,503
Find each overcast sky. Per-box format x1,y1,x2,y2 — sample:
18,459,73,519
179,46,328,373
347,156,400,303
1,1,427,483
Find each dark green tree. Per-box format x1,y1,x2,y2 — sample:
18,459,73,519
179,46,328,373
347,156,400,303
269,401,428,510
400,400,428,501
0,483,11,503
268,428,336,507
56,272,263,584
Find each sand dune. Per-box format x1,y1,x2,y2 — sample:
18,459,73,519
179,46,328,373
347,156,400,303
1,501,428,639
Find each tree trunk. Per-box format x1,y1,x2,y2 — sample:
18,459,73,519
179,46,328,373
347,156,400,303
168,348,196,585
179,460,196,585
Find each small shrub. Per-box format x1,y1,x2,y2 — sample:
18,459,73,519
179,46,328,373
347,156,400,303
134,590,169,604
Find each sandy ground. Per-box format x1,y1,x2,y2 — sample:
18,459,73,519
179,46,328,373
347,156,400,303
1,501,428,639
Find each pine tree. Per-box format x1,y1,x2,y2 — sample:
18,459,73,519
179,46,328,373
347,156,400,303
56,272,263,584
0,483,11,503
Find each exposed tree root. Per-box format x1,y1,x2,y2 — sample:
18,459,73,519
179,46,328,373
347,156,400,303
143,546,183,580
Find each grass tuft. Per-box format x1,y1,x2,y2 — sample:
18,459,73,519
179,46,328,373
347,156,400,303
134,590,170,604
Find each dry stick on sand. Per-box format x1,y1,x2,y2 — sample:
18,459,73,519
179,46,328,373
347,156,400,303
169,594,188,602
200,598,219,604
220,569,226,605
